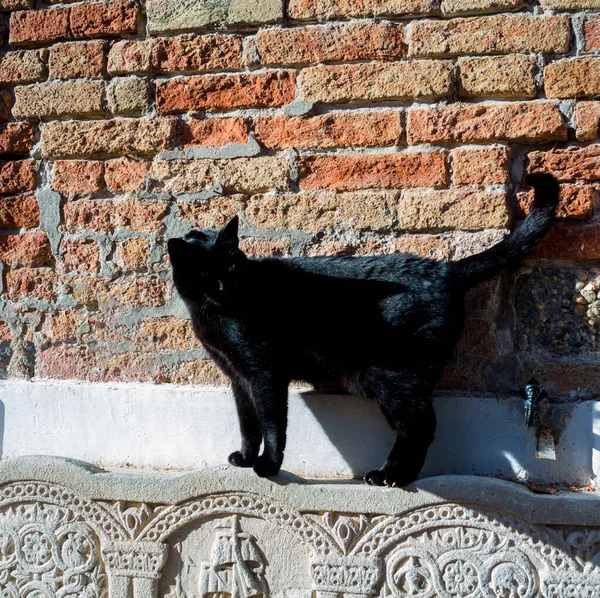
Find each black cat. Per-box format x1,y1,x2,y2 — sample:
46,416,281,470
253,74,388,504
168,173,559,487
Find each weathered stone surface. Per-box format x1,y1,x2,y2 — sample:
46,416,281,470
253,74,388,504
458,54,536,98
42,118,177,158
528,145,600,182
52,161,104,195
150,157,290,194
69,1,139,39
409,15,570,57
246,191,400,231
0,159,36,194
288,0,440,19
451,146,510,185
9,7,70,45
182,117,249,147
408,102,567,144
518,184,595,220
298,152,448,191
442,0,521,14
147,0,284,34
49,41,106,79
107,39,153,74
178,195,245,227
105,158,147,193
300,60,453,103
545,58,600,99
254,112,402,150
107,77,150,115
0,49,46,85
0,123,35,156
400,188,509,231
0,231,52,267
5,268,56,300
0,194,38,228
13,81,105,119
117,237,151,271
575,102,600,141
58,239,100,274
157,71,296,113
257,22,405,66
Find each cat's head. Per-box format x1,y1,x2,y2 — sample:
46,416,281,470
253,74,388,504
167,216,246,305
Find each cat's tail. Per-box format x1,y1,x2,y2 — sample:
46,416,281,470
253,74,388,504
450,173,560,289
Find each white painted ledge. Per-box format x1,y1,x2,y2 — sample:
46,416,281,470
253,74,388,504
0,379,597,486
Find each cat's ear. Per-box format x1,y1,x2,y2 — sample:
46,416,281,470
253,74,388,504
167,238,189,265
216,216,239,249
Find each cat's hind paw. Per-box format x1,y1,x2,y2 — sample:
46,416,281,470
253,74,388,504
365,467,417,488
253,455,281,478
228,451,255,468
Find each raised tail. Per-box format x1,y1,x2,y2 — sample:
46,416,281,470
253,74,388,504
450,173,560,289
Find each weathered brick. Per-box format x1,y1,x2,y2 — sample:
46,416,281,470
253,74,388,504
63,198,167,233
49,41,106,80
13,80,105,119
0,49,46,85
98,275,169,309
156,71,296,114
147,0,283,34
239,237,293,258
52,161,104,195
0,232,52,266
517,184,595,221
117,237,151,271
575,102,600,141
0,123,35,156
59,239,100,274
0,0,31,11
441,0,521,15
178,196,245,228
45,310,79,342
0,159,35,194
107,39,153,74
181,117,249,147
0,91,11,121
298,152,448,191
135,317,196,350
585,17,600,53
169,359,227,385
254,112,403,150
151,34,243,72
42,118,177,158
70,1,139,40
9,7,70,46
246,191,399,231
105,158,147,193
257,22,405,66
400,188,509,231
0,194,38,228
539,0,600,8
451,146,510,185
408,102,567,145
107,77,150,115
529,226,600,261
300,61,453,104
458,55,536,98
151,157,290,194
409,15,570,57
528,145,600,182
545,59,600,99
288,0,439,19
5,268,56,301
37,346,97,381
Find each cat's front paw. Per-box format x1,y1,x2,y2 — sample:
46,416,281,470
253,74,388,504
365,466,417,488
253,455,281,478
228,451,256,468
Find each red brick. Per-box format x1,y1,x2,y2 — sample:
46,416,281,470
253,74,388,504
0,49,47,85
105,158,147,193
254,112,403,150
517,184,595,221
59,239,100,274
53,161,104,195
257,22,405,66
70,1,139,40
181,117,249,147
451,146,510,185
408,102,567,145
151,34,243,72
584,17,600,53
529,226,600,261
107,39,153,74
0,91,11,121
5,267,56,301
0,194,38,228
528,145,600,182
575,102,600,142
0,232,52,267
0,123,35,156
49,41,106,79
298,152,448,191
156,71,296,114
9,7,70,46
0,159,35,195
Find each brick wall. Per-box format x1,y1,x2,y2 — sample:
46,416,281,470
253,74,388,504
0,0,598,397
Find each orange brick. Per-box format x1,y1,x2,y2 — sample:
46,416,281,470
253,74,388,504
53,161,104,195
9,7,70,46
105,158,147,193
575,102,600,141
49,41,106,79
517,184,595,221
585,17,600,53
0,49,47,85
451,146,510,185
0,159,36,195
545,58,600,99
107,39,153,74
5,268,56,301
528,145,600,182
288,0,439,19
0,194,38,228
70,1,139,40
0,123,35,156
0,232,53,267
298,152,448,191
181,117,249,147
59,239,100,274
117,237,151,271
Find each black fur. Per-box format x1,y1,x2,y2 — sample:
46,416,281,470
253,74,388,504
168,173,559,487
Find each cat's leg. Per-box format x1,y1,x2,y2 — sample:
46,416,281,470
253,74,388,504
250,378,288,478
228,380,263,468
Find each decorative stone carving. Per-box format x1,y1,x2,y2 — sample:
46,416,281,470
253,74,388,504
1,457,600,598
